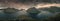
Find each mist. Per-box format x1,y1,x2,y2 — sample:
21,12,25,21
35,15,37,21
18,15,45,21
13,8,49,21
0,0,60,21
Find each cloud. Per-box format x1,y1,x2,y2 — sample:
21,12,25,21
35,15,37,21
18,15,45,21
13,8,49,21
0,0,60,10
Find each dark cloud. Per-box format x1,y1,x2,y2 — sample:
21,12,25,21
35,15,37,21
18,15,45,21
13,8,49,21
13,0,60,3
0,0,60,3
0,0,34,3
16,0,33,3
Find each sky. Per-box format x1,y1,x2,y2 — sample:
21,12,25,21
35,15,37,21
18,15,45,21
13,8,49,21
0,0,60,10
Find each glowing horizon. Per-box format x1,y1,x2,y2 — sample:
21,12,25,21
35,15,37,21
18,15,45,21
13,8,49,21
0,3,60,10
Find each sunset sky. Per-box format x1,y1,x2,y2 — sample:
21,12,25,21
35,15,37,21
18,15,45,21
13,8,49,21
0,0,60,10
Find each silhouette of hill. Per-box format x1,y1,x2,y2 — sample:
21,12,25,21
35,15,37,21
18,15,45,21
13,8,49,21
38,6,60,13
